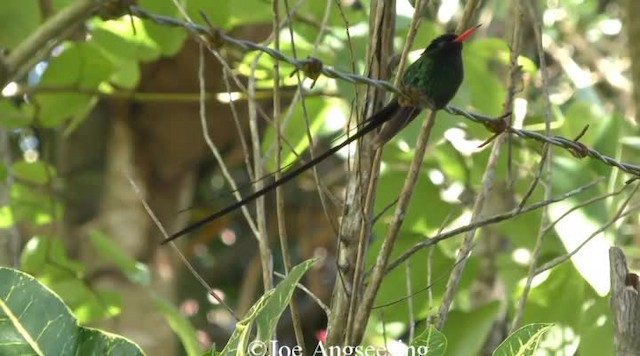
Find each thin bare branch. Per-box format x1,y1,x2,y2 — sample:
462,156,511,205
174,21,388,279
535,183,640,275
127,175,239,320
436,0,508,329
511,0,560,331
353,110,438,341
385,179,604,273
274,0,305,350
195,44,260,238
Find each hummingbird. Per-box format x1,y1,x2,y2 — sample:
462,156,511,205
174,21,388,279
161,24,480,244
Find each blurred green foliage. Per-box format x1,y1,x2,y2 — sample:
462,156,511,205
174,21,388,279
0,0,636,354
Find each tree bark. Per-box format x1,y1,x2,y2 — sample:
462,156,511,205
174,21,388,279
609,246,640,356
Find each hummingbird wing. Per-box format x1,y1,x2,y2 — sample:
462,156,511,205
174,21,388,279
370,101,421,149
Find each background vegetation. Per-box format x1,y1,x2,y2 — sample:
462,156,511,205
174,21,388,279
1,0,639,355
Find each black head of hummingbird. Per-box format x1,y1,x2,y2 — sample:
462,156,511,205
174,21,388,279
401,24,480,109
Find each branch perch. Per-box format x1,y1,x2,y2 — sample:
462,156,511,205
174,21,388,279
609,247,640,356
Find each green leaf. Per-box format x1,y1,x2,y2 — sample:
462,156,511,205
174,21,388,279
90,17,161,88
11,160,55,185
212,258,316,355
0,205,14,228
138,0,187,56
0,267,143,355
576,294,613,356
88,229,151,285
0,0,41,49
153,294,201,356
411,325,447,356
370,246,478,322
227,0,274,28
443,301,501,356
432,141,469,182
11,183,61,226
36,42,112,127
374,168,455,234
216,289,274,355
21,236,84,278
254,258,317,341
92,17,160,62
493,323,553,356
523,263,586,326
0,99,34,128
186,0,230,28
20,236,121,323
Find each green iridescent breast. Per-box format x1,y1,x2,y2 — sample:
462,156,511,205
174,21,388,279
400,44,464,110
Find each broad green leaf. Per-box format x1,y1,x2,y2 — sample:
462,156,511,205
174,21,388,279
92,17,160,62
227,0,273,28
90,17,161,88
10,183,61,226
186,0,230,28
411,325,447,356
88,229,151,286
11,160,55,185
21,236,84,278
215,259,316,355
255,258,317,341
576,294,613,356
517,55,537,73
443,301,501,356
216,289,275,355
0,0,41,49
370,246,478,322
153,294,201,356
71,288,121,324
493,323,553,356
138,0,187,56
0,267,143,355
523,263,586,326
374,168,455,234
561,100,603,147
432,141,469,182
36,42,112,127
21,236,121,323
0,99,34,128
